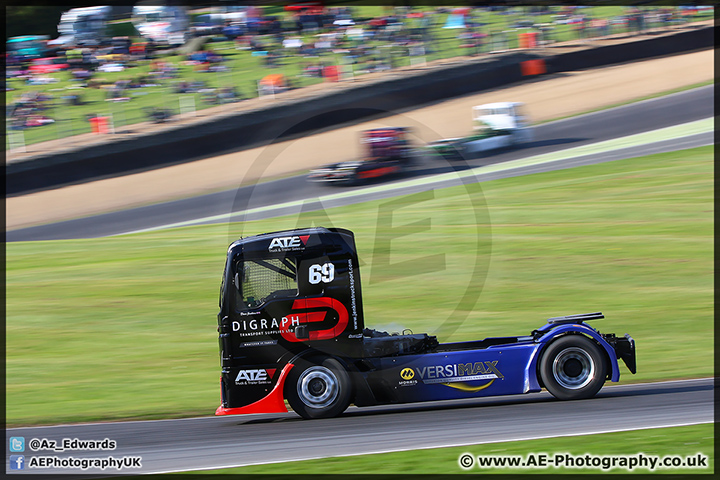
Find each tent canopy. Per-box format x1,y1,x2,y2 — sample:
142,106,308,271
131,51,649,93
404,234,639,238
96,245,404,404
444,13,466,29
260,73,285,87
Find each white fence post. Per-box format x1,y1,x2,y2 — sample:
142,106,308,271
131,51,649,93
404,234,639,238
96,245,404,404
8,128,26,153
180,95,196,117
410,45,427,67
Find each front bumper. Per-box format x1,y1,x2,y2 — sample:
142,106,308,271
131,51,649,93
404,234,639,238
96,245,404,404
307,172,353,183
216,363,294,416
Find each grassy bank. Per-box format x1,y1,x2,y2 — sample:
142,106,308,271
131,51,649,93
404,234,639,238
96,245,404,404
5,145,712,426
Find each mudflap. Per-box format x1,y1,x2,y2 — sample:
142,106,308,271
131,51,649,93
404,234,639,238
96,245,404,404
605,333,636,374
215,363,294,416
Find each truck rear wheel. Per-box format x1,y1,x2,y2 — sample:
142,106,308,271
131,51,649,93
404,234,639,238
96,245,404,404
540,335,606,401
286,357,351,419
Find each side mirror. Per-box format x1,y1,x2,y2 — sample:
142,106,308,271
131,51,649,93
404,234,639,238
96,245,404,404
294,324,309,340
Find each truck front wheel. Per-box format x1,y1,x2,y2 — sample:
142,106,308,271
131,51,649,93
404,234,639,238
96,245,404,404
539,335,606,401
286,357,351,419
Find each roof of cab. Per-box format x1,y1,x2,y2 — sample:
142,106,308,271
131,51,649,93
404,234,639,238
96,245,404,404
474,102,524,110
228,227,354,250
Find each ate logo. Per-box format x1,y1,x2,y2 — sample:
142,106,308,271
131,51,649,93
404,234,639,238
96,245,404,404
235,368,276,384
268,235,309,251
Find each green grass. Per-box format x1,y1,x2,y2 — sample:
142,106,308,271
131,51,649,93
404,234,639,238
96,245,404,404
6,5,711,148
182,423,713,474
5,145,713,426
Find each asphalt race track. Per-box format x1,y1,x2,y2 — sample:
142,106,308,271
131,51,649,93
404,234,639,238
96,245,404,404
7,85,713,242
6,378,713,475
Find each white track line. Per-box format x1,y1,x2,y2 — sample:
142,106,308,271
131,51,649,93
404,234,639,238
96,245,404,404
118,117,713,236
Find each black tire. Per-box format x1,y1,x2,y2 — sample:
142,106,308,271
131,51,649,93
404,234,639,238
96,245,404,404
285,356,351,419
539,335,606,401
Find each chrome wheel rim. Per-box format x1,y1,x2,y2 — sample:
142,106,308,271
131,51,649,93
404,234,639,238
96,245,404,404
298,366,338,408
552,347,595,389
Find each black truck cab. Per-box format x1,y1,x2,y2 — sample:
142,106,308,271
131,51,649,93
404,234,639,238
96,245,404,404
217,227,437,417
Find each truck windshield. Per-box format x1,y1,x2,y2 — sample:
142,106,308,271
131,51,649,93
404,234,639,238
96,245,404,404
482,107,509,116
513,104,528,119
73,18,102,33
363,133,406,158
235,257,298,310
143,13,167,22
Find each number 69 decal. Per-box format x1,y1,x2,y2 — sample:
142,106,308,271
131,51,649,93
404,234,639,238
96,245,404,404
309,263,335,284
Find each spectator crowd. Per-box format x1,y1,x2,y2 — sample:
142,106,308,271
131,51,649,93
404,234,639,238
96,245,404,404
6,5,709,138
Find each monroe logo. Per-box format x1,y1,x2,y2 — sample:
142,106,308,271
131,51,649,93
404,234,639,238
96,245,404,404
399,367,417,386
268,235,309,252
235,368,276,385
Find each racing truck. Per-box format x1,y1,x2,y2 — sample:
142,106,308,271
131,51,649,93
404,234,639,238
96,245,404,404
216,227,636,419
308,128,413,185
427,102,533,160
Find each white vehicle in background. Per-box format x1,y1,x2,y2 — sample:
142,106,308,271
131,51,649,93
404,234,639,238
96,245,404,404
49,6,112,48
191,8,248,37
427,102,533,159
218,5,248,22
132,4,189,47
190,13,227,36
